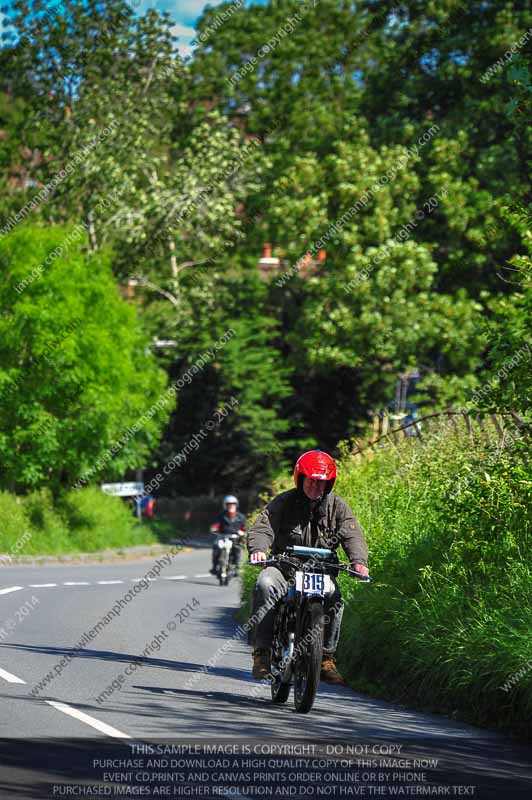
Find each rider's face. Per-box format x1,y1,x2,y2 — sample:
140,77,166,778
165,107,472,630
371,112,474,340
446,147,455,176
226,502,237,516
302,476,326,500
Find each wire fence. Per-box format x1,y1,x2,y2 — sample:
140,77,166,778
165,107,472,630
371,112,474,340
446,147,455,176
350,410,530,460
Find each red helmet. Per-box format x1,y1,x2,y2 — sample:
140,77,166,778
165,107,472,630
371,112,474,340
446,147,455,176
293,450,337,494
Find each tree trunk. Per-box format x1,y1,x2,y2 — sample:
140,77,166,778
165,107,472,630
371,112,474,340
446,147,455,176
168,238,178,277
86,208,98,251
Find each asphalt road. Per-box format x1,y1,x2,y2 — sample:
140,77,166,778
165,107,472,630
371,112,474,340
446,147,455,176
0,545,531,799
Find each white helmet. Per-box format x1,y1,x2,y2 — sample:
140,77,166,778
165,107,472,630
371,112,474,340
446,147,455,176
223,494,238,509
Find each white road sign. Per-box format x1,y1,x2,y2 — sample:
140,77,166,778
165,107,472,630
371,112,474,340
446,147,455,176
101,482,144,497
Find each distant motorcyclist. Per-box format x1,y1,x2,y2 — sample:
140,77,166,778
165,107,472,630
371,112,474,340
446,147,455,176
247,450,368,684
209,495,247,575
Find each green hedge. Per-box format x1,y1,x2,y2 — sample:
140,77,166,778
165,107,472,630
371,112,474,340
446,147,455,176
241,430,532,737
0,487,164,555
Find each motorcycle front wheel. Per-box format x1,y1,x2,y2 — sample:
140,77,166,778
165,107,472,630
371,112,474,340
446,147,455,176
218,554,227,586
294,601,324,714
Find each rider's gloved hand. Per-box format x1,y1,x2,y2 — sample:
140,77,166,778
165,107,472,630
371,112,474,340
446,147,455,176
352,562,369,576
250,551,267,564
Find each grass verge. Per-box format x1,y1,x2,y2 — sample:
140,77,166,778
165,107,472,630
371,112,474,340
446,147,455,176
0,487,178,556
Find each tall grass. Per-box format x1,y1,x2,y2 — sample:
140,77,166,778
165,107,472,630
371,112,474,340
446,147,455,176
335,430,532,736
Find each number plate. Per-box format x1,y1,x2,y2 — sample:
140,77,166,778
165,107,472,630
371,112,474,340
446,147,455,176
295,571,327,596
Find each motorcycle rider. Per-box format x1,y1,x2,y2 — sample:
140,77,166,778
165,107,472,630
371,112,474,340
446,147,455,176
247,450,369,685
209,495,247,575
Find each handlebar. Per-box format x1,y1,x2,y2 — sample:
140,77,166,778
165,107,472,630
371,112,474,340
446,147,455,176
248,555,371,582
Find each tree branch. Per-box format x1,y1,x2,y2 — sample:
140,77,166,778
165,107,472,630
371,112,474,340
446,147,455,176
133,276,179,307
175,259,211,274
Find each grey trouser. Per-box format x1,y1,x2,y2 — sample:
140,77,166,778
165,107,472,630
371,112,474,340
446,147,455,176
252,566,344,654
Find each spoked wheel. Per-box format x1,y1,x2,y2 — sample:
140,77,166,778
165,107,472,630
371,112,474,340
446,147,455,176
294,601,324,713
271,673,291,703
218,552,228,585
270,608,291,704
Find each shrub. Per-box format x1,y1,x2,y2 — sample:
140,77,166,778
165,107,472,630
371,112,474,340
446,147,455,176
59,488,157,551
22,488,71,553
0,491,32,556
0,487,160,556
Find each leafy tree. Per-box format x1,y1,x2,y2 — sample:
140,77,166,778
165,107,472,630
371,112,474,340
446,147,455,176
191,0,531,297
1,0,179,242
481,261,532,418
476,58,532,419
0,224,170,492
1,0,263,296
0,91,37,223
242,124,484,437
0,0,529,493
147,271,297,494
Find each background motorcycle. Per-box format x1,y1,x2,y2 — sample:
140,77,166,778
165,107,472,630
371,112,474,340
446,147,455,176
210,525,245,586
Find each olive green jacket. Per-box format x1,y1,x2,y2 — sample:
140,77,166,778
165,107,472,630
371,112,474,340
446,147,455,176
247,488,368,567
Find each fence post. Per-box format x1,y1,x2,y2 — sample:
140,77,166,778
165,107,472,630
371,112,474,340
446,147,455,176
490,414,505,444
461,411,473,437
447,411,458,433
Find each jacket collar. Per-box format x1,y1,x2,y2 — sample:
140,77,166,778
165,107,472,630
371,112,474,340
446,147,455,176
295,489,328,519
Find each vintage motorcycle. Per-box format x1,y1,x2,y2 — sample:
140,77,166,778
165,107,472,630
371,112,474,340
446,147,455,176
210,524,244,586
251,545,371,713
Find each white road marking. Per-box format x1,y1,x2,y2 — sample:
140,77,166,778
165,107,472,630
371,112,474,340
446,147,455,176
97,580,124,585
47,701,131,739
2,575,197,591
0,666,26,683
29,583,57,588
64,582,91,586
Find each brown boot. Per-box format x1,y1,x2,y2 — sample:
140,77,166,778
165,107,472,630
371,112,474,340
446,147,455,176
252,648,271,680
320,654,346,685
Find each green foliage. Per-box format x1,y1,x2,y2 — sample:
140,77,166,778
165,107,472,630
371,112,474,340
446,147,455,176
0,487,155,555
0,491,31,550
58,487,155,551
148,274,298,494
334,429,532,737
475,194,532,417
481,261,532,417
2,0,181,240
0,224,170,492
192,0,531,292
0,0,530,492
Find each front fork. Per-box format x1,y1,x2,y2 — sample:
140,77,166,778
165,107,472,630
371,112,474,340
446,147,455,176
279,595,324,683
